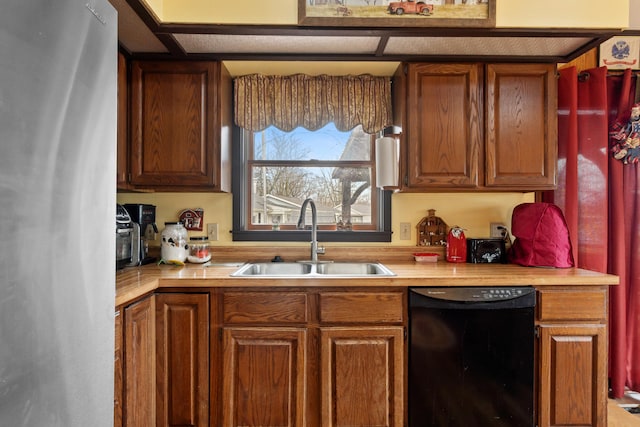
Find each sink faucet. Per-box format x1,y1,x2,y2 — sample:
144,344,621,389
297,198,325,262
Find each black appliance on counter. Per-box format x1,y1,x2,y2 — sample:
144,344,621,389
123,203,157,265
116,204,137,270
409,287,535,427
466,238,507,263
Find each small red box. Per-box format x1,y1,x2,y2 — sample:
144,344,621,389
413,253,439,263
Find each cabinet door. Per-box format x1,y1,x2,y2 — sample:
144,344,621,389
114,310,123,427
406,63,482,189
130,61,223,190
124,295,156,427
485,63,557,189
222,327,307,427
155,293,210,427
116,52,129,190
538,324,607,427
320,327,404,427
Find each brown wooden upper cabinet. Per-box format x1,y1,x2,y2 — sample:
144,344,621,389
404,63,482,189
485,64,557,189
401,62,557,191
116,52,129,190
127,60,232,192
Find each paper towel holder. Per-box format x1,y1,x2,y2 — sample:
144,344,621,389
375,130,400,189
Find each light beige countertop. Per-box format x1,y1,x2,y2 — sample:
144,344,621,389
116,260,619,307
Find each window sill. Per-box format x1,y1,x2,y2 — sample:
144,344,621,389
232,230,392,243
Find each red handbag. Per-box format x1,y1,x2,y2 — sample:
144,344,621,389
508,203,575,268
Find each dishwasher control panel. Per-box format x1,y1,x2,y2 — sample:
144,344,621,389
479,288,531,300
410,286,536,303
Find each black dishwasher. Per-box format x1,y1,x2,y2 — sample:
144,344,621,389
409,287,535,427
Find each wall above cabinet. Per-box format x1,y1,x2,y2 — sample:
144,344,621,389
108,0,630,64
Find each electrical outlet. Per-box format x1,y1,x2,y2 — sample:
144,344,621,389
400,222,411,240
207,223,219,241
490,222,506,238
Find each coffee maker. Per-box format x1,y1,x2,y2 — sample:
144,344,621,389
123,204,158,265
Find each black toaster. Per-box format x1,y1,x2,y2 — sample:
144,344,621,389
467,238,507,263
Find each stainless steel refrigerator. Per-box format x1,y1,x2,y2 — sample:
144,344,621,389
0,0,116,425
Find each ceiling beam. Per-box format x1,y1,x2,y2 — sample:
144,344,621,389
121,0,623,63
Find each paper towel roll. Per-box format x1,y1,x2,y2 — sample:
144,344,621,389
375,136,399,188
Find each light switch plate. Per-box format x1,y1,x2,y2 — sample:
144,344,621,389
400,222,411,240
207,223,219,241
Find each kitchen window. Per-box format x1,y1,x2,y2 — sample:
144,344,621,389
232,124,392,242
231,73,393,242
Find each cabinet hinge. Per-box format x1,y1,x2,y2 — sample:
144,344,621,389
218,328,223,340
534,326,540,339
403,175,408,186
404,327,408,341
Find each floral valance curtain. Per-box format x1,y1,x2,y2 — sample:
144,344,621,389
234,74,392,134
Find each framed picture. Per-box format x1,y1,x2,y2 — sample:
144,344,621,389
599,36,640,70
298,0,496,28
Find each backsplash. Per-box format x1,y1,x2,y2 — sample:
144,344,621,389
116,191,534,247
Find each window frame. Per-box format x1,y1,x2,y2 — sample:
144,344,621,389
231,125,392,242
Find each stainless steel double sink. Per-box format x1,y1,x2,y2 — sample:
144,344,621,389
230,261,395,278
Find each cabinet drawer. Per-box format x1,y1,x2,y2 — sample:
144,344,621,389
223,292,308,324
319,292,404,324
538,288,607,321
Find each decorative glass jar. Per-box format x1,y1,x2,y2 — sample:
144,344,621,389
160,222,188,262
187,236,211,263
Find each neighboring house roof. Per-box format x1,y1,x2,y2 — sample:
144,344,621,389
252,194,301,211
332,125,371,182
335,202,371,218
253,194,337,223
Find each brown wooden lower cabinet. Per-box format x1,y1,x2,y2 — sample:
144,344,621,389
155,293,210,427
120,293,209,427
117,286,609,427
538,324,607,427
222,327,307,427
123,295,156,427
320,327,404,427
536,287,608,427
114,310,123,427
218,288,406,427
220,327,405,427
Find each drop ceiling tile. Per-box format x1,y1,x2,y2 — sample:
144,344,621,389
174,34,380,54
384,36,593,57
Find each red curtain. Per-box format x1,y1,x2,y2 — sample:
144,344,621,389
547,66,640,397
